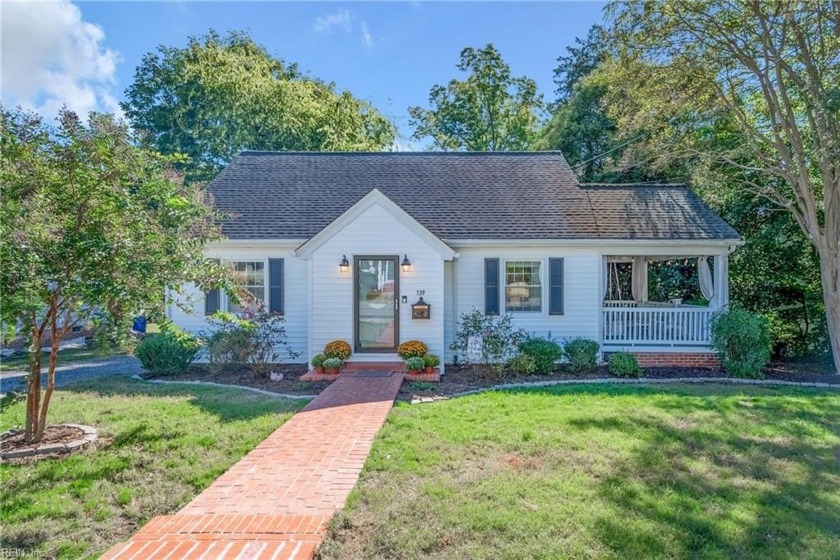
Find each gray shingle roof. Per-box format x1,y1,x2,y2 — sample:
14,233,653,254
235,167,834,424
581,184,741,240
205,151,740,242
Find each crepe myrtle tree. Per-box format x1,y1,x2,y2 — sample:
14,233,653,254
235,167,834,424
0,107,227,443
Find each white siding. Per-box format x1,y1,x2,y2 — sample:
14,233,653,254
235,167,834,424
168,245,309,362
445,246,602,361
310,203,446,364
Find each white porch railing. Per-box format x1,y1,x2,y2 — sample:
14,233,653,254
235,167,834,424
602,306,714,346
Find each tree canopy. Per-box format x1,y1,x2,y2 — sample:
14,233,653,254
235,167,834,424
408,44,544,151
122,30,396,182
600,0,840,370
0,107,224,442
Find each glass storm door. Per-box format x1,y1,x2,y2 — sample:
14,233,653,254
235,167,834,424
355,256,399,352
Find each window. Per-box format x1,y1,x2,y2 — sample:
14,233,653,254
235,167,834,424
227,261,265,313
505,261,542,312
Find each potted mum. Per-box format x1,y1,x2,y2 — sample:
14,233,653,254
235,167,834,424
423,354,440,374
405,356,426,374
311,353,327,373
323,357,343,375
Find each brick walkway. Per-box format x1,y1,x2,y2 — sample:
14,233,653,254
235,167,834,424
100,372,404,560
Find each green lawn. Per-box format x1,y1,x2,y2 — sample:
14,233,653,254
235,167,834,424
0,346,120,372
320,384,840,560
0,377,308,559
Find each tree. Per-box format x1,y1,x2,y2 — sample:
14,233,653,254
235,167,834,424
408,44,544,150
123,30,395,182
605,0,840,371
538,25,676,182
0,107,224,443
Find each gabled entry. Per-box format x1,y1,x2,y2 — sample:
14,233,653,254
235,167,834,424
354,255,399,352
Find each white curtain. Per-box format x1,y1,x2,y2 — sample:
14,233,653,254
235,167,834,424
602,256,609,299
698,256,714,300
631,256,648,302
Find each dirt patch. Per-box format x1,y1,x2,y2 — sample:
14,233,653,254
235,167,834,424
397,362,839,402
2,425,83,448
1,424,97,461
142,364,330,396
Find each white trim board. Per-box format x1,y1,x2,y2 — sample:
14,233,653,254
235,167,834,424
293,189,457,260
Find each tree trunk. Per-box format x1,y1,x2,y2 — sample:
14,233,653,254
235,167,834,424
35,306,60,441
818,246,840,374
24,320,43,444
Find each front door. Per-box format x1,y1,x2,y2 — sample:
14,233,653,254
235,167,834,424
354,256,399,353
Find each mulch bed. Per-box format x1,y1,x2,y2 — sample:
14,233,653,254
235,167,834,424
142,361,838,402
2,426,84,450
142,364,331,396
397,362,840,402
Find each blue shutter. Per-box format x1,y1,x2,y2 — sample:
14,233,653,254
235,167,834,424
268,258,284,315
204,258,220,316
548,258,564,315
485,258,500,315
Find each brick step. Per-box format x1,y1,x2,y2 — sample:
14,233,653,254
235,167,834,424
100,538,316,559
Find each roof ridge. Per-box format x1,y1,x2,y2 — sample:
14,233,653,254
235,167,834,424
238,150,568,157
580,182,689,188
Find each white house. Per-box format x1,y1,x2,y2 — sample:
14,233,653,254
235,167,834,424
168,151,742,371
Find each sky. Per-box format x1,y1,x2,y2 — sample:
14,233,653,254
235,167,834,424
1,0,607,145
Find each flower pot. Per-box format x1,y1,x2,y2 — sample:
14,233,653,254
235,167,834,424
315,366,325,373
407,369,421,375
424,366,434,374
326,368,340,375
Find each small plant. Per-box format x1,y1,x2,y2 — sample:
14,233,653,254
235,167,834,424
518,335,562,374
711,307,771,378
135,330,201,376
507,353,537,376
608,352,642,378
449,307,525,369
409,381,437,391
296,381,318,392
423,354,440,369
405,356,426,372
205,311,300,376
324,340,352,360
311,353,327,370
323,357,343,372
397,340,428,359
564,338,600,374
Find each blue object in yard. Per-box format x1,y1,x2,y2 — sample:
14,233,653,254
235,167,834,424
132,316,147,333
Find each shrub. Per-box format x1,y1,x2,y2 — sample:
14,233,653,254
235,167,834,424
507,353,537,376
397,340,428,359
205,311,300,376
449,307,526,368
711,307,771,378
405,356,426,371
135,330,200,375
608,352,642,378
324,340,352,360
518,335,562,374
311,353,327,368
564,338,600,373
424,354,440,368
323,357,343,371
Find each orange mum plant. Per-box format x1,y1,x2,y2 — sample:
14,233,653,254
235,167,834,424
323,340,352,360
397,340,428,359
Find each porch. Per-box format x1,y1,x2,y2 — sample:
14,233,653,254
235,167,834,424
600,253,731,349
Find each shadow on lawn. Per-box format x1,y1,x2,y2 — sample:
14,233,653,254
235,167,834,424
506,384,840,558
61,376,308,423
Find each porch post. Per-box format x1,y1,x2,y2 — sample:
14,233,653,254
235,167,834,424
712,254,729,309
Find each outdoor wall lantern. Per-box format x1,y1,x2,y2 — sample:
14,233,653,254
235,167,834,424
401,254,412,273
339,255,350,273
